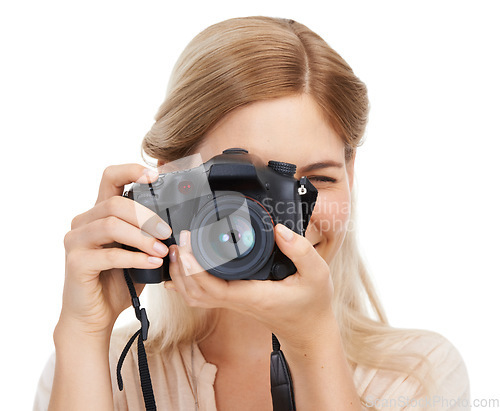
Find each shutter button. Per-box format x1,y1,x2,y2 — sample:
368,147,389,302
222,148,249,154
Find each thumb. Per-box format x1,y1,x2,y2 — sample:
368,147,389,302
274,224,327,279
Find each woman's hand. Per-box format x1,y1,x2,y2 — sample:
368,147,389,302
56,164,172,340
166,223,335,349
168,224,362,410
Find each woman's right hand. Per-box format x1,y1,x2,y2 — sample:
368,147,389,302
55,164,172,340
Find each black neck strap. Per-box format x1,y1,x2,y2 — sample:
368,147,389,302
117,268,157,411
271,333,296,411
117,270,296,410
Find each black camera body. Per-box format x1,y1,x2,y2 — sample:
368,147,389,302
123,148,318,283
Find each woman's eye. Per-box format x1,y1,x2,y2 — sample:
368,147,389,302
308,176,337,183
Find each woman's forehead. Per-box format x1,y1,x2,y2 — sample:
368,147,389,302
198,95,346,167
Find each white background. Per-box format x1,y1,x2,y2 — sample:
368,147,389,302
1,0,499,409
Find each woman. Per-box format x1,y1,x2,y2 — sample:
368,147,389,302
35,16,469,410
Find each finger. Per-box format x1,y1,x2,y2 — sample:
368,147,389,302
177,230,212,277
67,248,164,277
167,246,189,295
71,196,172,239
274,223,329,280
65,216,170,258
176,230,255,308
95,164,159,205
174,232,231,308
168,245,211,307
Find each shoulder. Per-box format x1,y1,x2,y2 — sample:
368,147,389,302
406,331,469,396
354,330,470,408
109,327,216,410
32,329,210,411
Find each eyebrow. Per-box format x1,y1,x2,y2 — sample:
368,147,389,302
299,160,344,173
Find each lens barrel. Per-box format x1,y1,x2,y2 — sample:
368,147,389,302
190,194,274,280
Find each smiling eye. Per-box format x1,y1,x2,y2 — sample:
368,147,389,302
308,176,337,183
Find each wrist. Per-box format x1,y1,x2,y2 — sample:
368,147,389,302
50,317,114,411
276,308,340,356
276,313,362,410
54,315,113,349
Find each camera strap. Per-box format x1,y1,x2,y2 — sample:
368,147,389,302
116,268,157,411
116,269,296,411
271,334,296,411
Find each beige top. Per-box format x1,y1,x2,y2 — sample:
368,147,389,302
33,331,470,410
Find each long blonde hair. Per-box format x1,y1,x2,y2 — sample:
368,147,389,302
138,16,437,402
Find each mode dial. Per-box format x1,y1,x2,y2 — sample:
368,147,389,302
268,160,297,177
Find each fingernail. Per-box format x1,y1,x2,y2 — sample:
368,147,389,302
137,168,159,184
169,247,177,263
148,256,163,265
153,241,168,255
276,224,294,241
146,169,159,178
180,254,191,270
156,221,172,238
179,230,188,247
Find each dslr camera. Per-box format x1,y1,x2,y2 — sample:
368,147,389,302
123,148,318,283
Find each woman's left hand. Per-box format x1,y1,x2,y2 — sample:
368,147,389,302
167,223,335,349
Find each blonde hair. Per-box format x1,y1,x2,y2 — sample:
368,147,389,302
139,16,437,403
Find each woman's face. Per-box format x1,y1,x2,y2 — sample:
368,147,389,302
192,94,355,265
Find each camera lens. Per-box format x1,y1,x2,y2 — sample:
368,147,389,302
190,194,274,280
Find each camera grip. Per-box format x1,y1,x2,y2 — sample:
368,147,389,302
129,266,169,283
121,242,171,283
